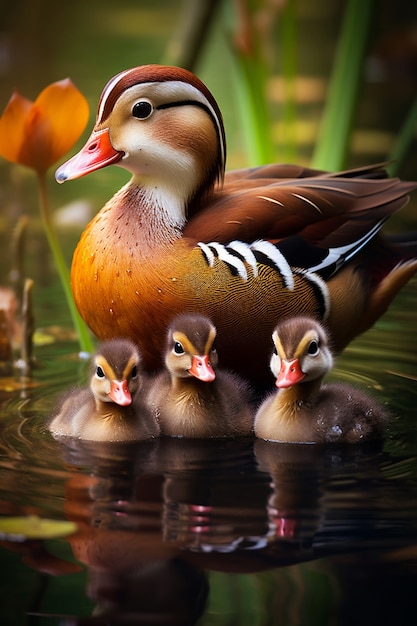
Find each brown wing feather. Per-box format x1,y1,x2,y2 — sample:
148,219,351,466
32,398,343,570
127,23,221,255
184,169,415,247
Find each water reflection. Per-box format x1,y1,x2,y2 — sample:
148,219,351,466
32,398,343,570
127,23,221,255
3,427,417,623
0,288,416,623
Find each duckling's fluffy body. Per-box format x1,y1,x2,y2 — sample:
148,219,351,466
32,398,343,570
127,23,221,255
255,381,389,444
146,314,254,438
147,371,253,438
49,339,159,442
254,317,390,444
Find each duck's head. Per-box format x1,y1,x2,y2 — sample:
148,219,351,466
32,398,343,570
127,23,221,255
90,339,142,406
56,65,226,214
165,313,218,382
270,317,333,389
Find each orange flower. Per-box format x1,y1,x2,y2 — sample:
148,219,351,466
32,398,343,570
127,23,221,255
0,78,89,174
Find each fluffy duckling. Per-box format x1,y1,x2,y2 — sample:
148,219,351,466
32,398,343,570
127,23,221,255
254,317,390,443
49,339,159,442
146,313,254,438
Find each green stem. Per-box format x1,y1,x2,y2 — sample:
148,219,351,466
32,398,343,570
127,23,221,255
279,0,297,163
36,170,94,353
387,95,417,177
232,53,275,166
311,0,376,170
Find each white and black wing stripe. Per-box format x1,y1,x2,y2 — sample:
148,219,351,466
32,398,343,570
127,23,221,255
197,219,384,283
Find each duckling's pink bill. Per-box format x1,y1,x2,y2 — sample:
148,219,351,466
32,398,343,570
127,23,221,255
276,358,305,388
188,355,216,382
109,380,132,406
55,128,123,182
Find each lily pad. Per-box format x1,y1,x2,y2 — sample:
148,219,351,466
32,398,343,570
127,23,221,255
0,516,77,542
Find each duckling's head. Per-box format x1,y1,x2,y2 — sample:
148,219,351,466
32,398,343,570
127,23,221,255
165,313,218,381
270,317,333,388
90,339,142,405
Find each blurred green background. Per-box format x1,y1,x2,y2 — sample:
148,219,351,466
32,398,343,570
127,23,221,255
0,0,416,323
1,0,416,181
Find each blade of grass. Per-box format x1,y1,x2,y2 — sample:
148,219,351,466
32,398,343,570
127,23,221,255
230,51,276,165
224,0,277,166
311,0,376,171
162,0,221,70
278,0,298,163
387,95,417,177
37,172,94,354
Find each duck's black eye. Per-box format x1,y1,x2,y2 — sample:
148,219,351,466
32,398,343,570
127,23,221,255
96,366,105,378
272,345,278,355
307,340,319,356
131,365,138,378
132,100,153,119
173,341,185,355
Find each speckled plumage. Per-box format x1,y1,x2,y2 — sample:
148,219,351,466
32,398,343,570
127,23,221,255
56,64,417,384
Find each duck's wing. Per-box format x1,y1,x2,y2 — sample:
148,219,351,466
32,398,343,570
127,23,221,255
184,165,416,248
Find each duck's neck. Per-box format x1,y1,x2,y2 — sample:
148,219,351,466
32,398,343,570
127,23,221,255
171,376,214,398
109,177,189,249
95,398,134,421
276,378,323,419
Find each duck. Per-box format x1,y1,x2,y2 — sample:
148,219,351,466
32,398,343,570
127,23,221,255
55,64,417,384
48,339,160,441
254,316,391,443
145,313,254,438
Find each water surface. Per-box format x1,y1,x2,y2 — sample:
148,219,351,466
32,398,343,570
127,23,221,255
0,278,416,625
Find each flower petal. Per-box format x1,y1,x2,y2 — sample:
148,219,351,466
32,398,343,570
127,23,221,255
35,78,90,166
0,92,33,164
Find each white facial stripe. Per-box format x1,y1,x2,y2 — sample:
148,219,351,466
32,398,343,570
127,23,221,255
156,81,225,171
99,78,226,172
97,68,134,123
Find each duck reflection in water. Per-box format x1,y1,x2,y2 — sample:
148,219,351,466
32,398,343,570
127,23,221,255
51,436,318,622
255,316,391,443
57,437,208,624
48,339,160,442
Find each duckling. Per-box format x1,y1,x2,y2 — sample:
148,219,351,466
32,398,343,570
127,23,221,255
49,339,159,442
254,317,390,443
146,313,254,438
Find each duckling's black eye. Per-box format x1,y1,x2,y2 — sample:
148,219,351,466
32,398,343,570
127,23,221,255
131,365,138,378
272,345,278,355
173,341,185,355
96,366,105,378
307,340,319,356
132,100,153,119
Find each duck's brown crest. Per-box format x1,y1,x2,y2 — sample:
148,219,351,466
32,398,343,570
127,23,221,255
96,64,226,186
274,316,328,356
96,64,223,129
94,338,140,377
167,313,216,353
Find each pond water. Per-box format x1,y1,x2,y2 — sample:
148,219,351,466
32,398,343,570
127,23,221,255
0,271,416,625
1,1,417,623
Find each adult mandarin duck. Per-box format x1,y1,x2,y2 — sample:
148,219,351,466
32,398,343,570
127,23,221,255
56,64,417,384
254,316,391,443
145,313,254,438
48,339,159,441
